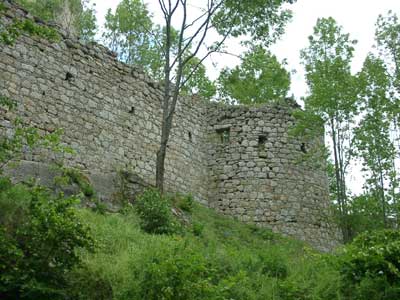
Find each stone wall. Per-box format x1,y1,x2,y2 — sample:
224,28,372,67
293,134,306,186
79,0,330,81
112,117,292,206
206,103,341,251
0,0,341,251
0,0,209,204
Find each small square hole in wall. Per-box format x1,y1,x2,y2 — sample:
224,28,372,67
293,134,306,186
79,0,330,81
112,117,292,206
129,107,135,114
216,127,230,144
65,72,74,82
258,135,267,145
300,142,307,154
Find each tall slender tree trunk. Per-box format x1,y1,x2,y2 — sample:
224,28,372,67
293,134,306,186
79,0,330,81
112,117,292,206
156,13,172,193
330,120,349,242
156,88,182,193
377,157,387,227
390,159,399,227
156,109,175,193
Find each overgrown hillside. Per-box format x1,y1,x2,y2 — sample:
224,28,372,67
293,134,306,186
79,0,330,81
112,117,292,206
1,174,400,299
72,198,341,300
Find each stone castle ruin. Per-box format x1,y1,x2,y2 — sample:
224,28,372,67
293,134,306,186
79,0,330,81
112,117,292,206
0,1,341,251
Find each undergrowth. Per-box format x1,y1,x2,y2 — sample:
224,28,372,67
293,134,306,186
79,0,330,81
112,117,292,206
71,200,342,300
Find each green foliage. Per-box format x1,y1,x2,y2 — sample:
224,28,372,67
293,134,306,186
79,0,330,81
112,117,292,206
372,10,400,230
218,45,290,104
299,17,358,241
192,221,205,236
61,167,95,198
103,0,216,99
214,0,296,46
103,0,161,77
0,97,95,298
0,95,16,109
181,56,217,100
0,179,95,299
135,189,178,234
376,11,400,95
345,194,386,237
16,0,97,40
174,193,194,213
55,167,109,214
340,230,400,299
1,2,60,45
0,97,73,173
72,203,352,300
138,244,220,300
260,255,288,279
78,0,97,41
0,17,60,46
65,266,113,300
300,17,358,119
353,54,398,228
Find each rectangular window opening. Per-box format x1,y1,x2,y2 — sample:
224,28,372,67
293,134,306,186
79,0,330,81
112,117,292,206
216,127,230,144
258,134,268,158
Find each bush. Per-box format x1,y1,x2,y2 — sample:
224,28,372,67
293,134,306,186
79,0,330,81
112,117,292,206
138,245,214,300
135,189,177,234
260,255,288,279
0,178,95,299
175,193,194,213
137,242,248,300
66,266,113,300
192,221,205,236
340,229,400,300
61,167,95,198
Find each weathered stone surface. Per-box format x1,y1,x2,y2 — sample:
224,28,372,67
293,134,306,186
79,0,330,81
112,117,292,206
0,0,341,251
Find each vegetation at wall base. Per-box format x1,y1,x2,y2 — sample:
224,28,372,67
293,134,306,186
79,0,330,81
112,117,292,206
1,177,400,299
0,178,95,299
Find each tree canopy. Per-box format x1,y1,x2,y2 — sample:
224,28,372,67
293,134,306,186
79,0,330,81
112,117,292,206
218,45,290,104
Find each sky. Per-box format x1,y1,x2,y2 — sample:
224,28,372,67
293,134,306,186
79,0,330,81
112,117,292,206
92,0,400,102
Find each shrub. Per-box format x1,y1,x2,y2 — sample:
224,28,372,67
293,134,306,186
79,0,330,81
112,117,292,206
139,245,214,300
250,225,278,242
62,167,95,198
175,193,194,213
135,189,177,234
340,229,400,300
137,242,248,300
66,266,113,300
260,255,288,279
91,198,108,215
278,280,311,300
0,178,95,299
192,221,205,236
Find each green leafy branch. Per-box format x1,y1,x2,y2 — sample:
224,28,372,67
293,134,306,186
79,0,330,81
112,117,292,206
0,96,73,173
1,4,60,46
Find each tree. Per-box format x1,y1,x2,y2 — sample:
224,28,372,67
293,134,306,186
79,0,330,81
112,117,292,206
354,55,398,228
300,17,358,242
155,0,296,192
16,0,97,40
217,45,290,104
103,0,163,79
376,11,400,97
375,13,400,214
346,193,386,237
180,56,216,99
103,0,216,98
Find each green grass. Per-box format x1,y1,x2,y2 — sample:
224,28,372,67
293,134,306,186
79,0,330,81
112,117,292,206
73,202,342,300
